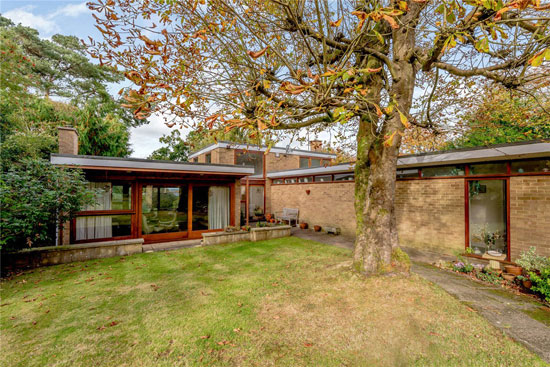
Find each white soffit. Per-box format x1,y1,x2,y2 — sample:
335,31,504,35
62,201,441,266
51,154,255,175
188,141,337,159
397,142,550,168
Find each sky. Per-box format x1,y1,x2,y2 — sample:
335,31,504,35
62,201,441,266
1,0,182,158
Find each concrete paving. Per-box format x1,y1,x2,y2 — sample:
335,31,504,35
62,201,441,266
292,228,550,362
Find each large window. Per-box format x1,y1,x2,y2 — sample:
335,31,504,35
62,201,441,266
469,162,507,175
396,169,419,179
75,182,134,241
141,185,188,235
299,157,309,168
236,150,263,175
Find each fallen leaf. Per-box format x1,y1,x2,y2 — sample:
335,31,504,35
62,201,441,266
200,335,210,339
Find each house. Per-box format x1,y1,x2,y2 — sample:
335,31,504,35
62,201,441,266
52,127,254,245
265,141,550,262
52,126,550,263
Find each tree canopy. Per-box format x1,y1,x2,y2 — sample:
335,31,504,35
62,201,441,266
89,0,550,274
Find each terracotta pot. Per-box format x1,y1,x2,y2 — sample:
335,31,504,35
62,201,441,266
314,225,322,232
522,280,532,289
300,223,308,230
504,265,523,276
502,273,516,282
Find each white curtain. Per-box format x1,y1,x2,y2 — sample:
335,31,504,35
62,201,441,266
76,182,113,240
208,186,230,229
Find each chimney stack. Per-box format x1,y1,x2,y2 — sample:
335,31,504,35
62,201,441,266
58,126,79,155
309,139,323,152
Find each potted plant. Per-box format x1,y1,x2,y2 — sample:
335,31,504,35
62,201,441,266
502,273,516,282
314,225,322,232
253,206,264,217
504,264,523,276
517,275,532,289
299,222,308,229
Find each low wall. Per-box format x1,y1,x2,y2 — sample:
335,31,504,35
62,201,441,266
250,226,292,242
202,226,292,245
1,238,144,274
202,231,251,246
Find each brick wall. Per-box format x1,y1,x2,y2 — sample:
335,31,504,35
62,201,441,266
58,127,78,155
213,148,235,165
395,179,465,255
265,153,300,172
510,176,550,259
268,178,466,254
270,182,356,235
234,180,241,228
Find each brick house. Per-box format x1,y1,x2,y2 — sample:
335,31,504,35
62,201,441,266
265,141,550,261
53,127,549,263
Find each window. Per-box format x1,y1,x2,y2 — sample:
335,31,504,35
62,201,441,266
310,158,321,167
511,159,550,173
396,169,419,179
422,165,465,177
469,162,507,175
314,175,332,182
236,151,263,175
299,157,309,168
298,176,313,183
193,158,198,163
284,178,297,184
205,153,212,164
75,215,132,241
141,185,188,235
192,186,230,230
334,173,354,181
75,182,133,241
273,179,284,185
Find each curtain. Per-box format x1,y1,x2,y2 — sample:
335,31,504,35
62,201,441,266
76,182,113,240
208,186,230,229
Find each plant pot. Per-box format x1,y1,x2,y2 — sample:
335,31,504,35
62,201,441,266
522,280,532,289
502,273,516,282
299,223,308,230
504,265,523,276
314,225,322,232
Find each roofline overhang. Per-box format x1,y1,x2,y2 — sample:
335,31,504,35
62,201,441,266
188,141,337,159
51,154,255,176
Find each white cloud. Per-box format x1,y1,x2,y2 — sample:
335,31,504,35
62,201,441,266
51,3,88,18
130,113,191,158
3,7,59,34
3,2,89,37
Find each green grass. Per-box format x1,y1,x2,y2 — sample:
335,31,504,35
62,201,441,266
1,237,545,366
524,307,550,327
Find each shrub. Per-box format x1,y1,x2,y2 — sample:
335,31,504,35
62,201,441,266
0,159,95,250
529,267,550,303
516,247,550,272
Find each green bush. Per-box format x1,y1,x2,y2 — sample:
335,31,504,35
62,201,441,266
0,159,95,250
530,267,550,303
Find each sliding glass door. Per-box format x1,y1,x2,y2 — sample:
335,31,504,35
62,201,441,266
139,183,232,242
467,179,508,258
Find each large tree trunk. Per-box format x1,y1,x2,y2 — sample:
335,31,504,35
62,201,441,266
353,130,401,275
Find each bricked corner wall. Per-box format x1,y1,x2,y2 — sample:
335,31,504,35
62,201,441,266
265,153,300,173
510,176,550,259
270,182,356,236
395,179,465,255
234,180,241,228
213,148,235,165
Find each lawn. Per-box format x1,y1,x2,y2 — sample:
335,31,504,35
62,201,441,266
0,237,544,367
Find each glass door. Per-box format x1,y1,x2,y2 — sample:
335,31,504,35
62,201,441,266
140,184,189,241
467,179,508,258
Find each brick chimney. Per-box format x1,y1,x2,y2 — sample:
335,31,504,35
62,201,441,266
58,126,79,155
309,139,323,152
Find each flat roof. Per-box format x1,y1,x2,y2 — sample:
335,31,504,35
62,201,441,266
51,154,255,175
397,140,550,168
266,163,355,179
262,141,550,177
188,141,337,159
